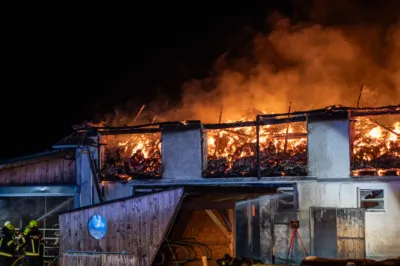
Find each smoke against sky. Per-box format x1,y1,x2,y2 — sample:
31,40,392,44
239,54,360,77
105,1,400,125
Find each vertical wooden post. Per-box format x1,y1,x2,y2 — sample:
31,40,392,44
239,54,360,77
247,201,253,254
228,207,236,256
256,115,261,179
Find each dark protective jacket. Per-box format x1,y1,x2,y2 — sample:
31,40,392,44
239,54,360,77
20,228,44,257
0,227,16,258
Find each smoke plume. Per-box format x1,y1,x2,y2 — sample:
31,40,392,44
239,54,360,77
104,1,400,125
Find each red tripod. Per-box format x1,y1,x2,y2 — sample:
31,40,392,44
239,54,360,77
286,221,308,264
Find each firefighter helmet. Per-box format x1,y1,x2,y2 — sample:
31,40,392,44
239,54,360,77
5,221,14,231
29,220,39,228
23,227,31,236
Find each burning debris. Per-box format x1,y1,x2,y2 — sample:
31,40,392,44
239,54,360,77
66,106,399,180
352,118,400,176
100,133,162,180
204,122,308,177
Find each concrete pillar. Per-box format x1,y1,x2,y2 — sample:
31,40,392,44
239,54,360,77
161,121,207,179
307,111,352,179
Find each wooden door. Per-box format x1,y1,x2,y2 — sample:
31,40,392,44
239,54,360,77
336,208,365,259
310,207,365,259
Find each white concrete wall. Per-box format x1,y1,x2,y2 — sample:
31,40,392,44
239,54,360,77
162,128,206,179
307,118,351,178
297,181,400,260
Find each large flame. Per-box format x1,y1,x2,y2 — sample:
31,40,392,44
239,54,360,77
101,133,162,179
205,119,308,177
99,115,399,179
352,119,400,176
98,6,400,179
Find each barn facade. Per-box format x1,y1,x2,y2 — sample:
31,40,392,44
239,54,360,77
1,105,399,265
56,105,400,265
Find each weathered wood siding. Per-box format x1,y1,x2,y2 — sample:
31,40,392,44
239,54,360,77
0,156,76,185
59,188,184,266
336,208,365,259
311,207,365,260
61,254,137,266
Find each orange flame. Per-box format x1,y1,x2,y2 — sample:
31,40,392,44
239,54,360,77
100,116,400,179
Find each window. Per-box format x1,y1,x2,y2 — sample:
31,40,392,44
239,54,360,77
275,188,294,212
359,189,385,212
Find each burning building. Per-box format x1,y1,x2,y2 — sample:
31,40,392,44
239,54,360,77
0,104,398,265
51,104,400,265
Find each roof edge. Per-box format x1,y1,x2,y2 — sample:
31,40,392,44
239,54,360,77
0,149,69,170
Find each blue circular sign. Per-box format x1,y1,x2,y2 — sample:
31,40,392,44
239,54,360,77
88,215,107,240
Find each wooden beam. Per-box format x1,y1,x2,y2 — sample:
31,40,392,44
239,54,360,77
184,186,277,194
213,195,248,202
205,210,230,238
247,202,253,250
228,208,236,257
181,200,235,210
218,210,232,232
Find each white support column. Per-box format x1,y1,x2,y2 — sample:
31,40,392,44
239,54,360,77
307,111,352,179
161,122,207,179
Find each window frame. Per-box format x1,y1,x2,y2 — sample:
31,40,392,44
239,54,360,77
357,186,386,212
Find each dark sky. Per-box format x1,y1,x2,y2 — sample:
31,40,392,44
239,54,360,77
2,1,291,159
2,0,396,160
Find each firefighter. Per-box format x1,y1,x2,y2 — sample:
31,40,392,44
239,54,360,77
0,221,16,266
20,220,43,266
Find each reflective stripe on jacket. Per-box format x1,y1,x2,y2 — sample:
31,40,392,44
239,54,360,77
23,230,43,257
0,232,16,257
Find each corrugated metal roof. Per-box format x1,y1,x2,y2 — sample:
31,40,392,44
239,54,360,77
0,149,68,169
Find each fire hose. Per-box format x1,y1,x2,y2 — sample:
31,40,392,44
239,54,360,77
11,255,25,266
154,243,190,265
154,240,212,265
173,240,212,260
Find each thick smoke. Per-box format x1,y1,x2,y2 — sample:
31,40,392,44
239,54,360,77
175,20,400,123
104,2,400,125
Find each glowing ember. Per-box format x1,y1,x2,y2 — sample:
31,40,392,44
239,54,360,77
97,115,399,180
205,121,307,177
100,133,162,179
352,118,400,176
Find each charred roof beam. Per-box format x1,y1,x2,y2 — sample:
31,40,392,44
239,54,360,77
73,105,399,134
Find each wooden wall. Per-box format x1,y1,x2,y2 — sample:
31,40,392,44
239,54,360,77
310,207,366,260
61,254,137,266
0,156,76,185
336,208,365,259
59,188,184,266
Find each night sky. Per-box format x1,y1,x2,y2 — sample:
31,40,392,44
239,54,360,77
1,0,398,160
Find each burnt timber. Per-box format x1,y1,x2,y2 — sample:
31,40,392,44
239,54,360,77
74,105,400,134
